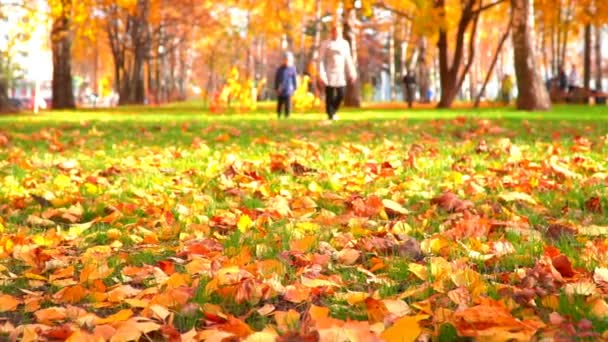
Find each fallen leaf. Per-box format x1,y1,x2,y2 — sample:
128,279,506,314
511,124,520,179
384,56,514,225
337,248,360,265
0,294,20,312
381,315,424,342
382,199,410,215
498,191,538,205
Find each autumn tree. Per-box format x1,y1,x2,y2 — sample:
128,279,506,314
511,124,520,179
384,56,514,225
434,0,508,108
511,0,551,110
48,0,78,109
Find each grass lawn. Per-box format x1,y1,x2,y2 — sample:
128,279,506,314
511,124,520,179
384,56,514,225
1,103,608,340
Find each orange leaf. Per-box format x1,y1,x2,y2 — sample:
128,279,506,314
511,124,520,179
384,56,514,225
35,307,67,324
283,285,311,303
66,329,96,342
381,315,423,342
93,325,117,341
289,236,317,252
365,297,389,324
53,284,88,304
96,309,134,325
275,310,300,332
109,320,142,342
213,315,253,338
0,294,20,312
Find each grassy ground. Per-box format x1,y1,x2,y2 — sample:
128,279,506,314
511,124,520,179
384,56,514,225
1,103,608,340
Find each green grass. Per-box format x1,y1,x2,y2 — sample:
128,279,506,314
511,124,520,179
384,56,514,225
1,102,608,338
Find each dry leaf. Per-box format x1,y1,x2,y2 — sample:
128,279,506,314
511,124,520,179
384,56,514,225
381,315,424,342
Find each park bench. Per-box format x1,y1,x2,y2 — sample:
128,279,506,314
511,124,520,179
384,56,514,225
550,86,608,104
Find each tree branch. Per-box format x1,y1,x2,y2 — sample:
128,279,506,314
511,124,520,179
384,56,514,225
456,0,482,92
472,0,506,15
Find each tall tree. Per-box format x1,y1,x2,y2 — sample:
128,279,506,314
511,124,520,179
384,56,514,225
435,0,483,108
583,23,591,89
594,24,602,90
50,0,76,109
511,0,551,110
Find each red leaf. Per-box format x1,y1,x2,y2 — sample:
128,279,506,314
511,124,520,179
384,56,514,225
161,324,181,342
431,192,473,213
41,324,73,340
157,260,175,275
552,255,575,278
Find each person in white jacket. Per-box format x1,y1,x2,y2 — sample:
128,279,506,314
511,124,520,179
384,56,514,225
319,23,357,120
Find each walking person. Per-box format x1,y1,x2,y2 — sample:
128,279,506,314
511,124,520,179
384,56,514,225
274,52,298,119
402,69,416,108
319,23,357,121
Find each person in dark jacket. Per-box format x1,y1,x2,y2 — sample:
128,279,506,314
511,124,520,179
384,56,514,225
274,52,298,119
402,69,416,108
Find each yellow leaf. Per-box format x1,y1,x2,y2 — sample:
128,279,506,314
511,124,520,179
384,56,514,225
409,263,428,281
24,272,46,281
67,221,95,238
53,174,72,189
243,329,279,342
308,181,322,193
0,294,20,312
421,236,451,255
341,291,369,305
381,315,423,342
579,225,608,236
237,215,254,233
498,192,538,205
294,221,319,233
301,276,340,288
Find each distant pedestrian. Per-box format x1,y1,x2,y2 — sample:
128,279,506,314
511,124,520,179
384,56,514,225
568,65,579,93
558,67,568,92
274,52,298,119
319,23,357,121
402,70,416,108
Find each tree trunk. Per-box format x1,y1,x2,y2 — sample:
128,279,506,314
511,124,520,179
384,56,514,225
343,8,361,107
583,24,591,90
511,0,551,110
51,13,76,109
389,18,396,101
0,79,9,112
416,37,430,103
594,24,602,90
436,0,480,108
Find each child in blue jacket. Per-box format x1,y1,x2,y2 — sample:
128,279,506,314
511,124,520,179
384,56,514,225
274,52,297,118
